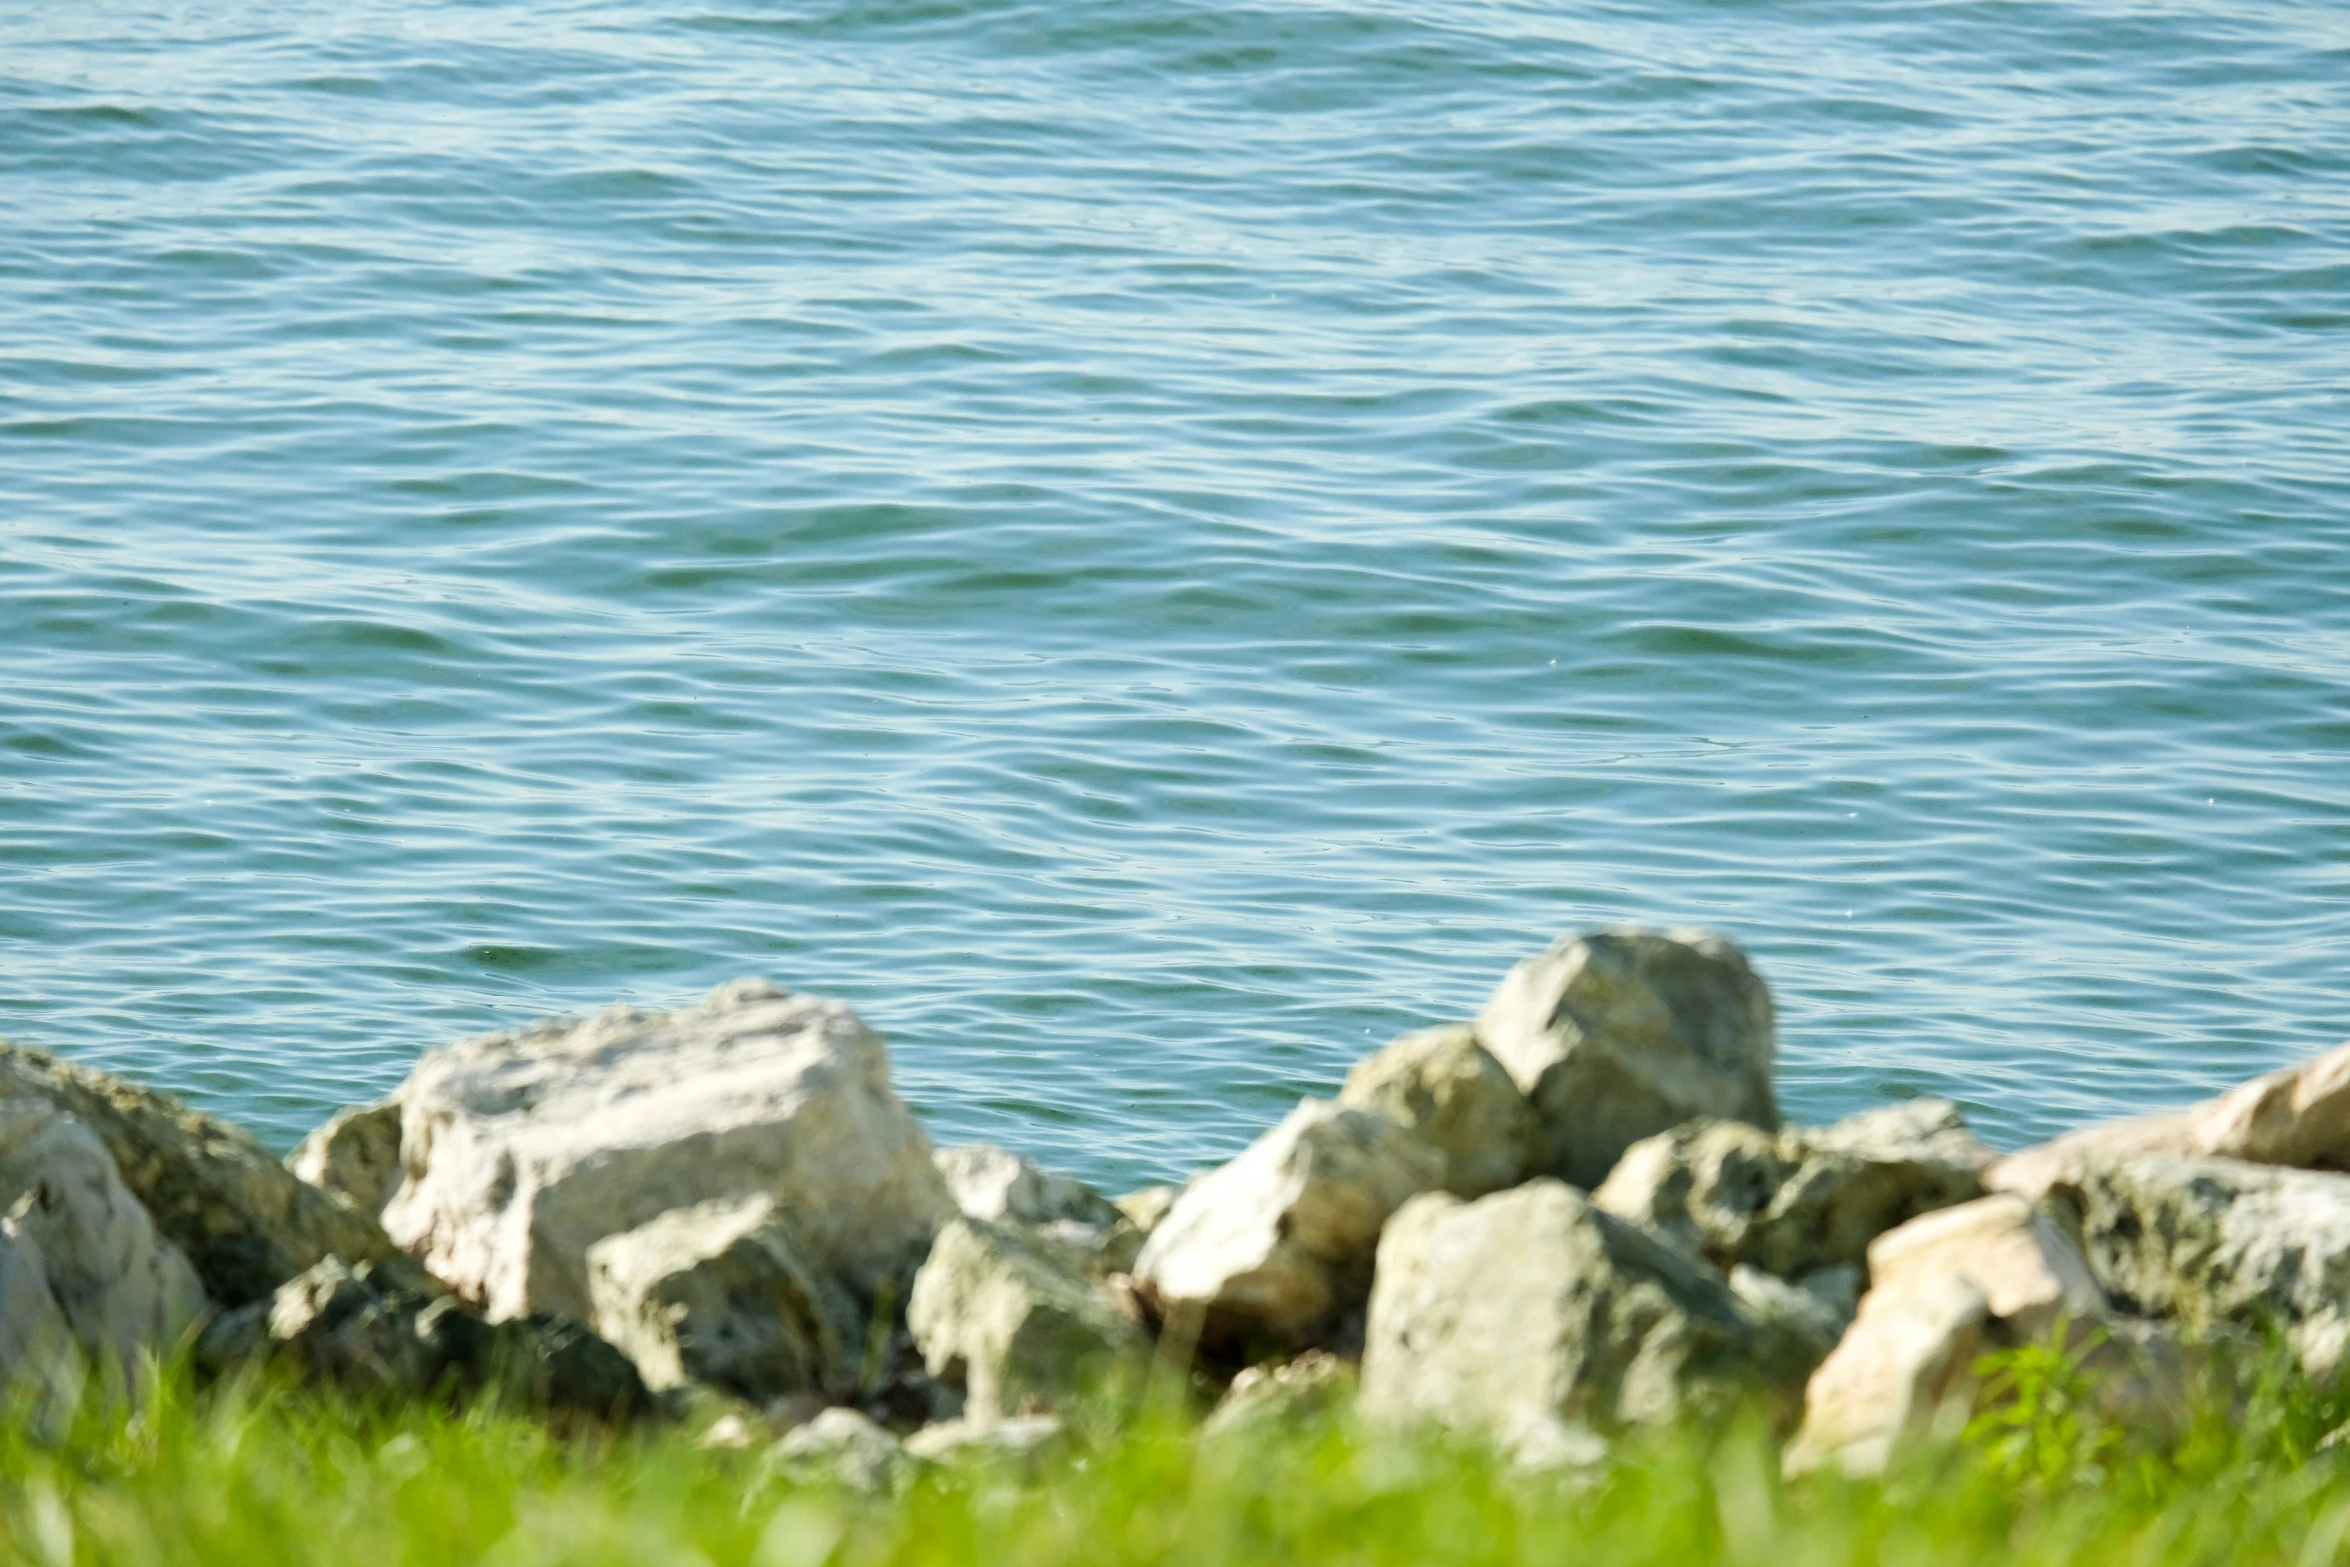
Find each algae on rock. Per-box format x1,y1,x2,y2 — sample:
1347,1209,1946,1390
0,1040,399,1306
1593,1100,1990,1280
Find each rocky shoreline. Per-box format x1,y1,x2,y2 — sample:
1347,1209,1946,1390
2,926,2345,1484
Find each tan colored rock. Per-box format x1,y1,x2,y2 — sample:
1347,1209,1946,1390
1113,1184,1182,1234
1989,1039,2350,1202
287,1100,403,1218
1595,1101,1990,1280
1475,928,1777,1188
381,978,953,1323
907,1217,1146,1421
1339,1025,1537,1197
1866,1193,2104,1340
1359,1180,1821,1437
2055,1153,2350,1376
0,1040,399,1306
0,1101,207,1386
1134,1100,1444,1354
585,1194,858,1402
1782,1272,1990,1477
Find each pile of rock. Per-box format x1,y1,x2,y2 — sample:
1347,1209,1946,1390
3,926,2347,1488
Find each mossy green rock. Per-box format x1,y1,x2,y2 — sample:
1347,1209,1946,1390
0,1041,401,1307
1594,1100,1990,1280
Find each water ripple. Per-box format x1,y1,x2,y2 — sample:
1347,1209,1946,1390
2,0,2346,1188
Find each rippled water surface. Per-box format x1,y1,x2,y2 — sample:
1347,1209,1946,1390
4,0,2348,1187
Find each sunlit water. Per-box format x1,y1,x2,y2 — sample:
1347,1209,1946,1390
4,0,2347,1189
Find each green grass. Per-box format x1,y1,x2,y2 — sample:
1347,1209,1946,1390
9,1341,2350,1567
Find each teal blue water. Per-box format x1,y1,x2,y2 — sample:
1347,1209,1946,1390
4,0,2348,1189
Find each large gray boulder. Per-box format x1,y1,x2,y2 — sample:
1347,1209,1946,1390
585,1194,859,1403
1475,929,1777,1188
1593,1101,1991,1280
0,1040,400,1306
907,1217,1147,1420
0,1101,207,1388
381,978,954,1323
286,1100,403,1218
1992,1039,2350,1202
1134,1100,1444,1355
1359,1179,1821,1437
0,1228,82,1424
2053,1152,2350,1375
1338,1025,1537,1198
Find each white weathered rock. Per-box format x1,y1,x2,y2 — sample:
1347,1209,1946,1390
1338,1024,1537,1198
1595,1102,1990,1280
1134,1100,1445,1353
0,1040,398,1306
1991,1040,2350,1203
934,1144,1120,1228
586,1194,858,1402
2055,1152,2350,1375
1782,1272,1990,1477
287,1100,403,1218
382,978,953,1323
907,1217,1146,1420
1359,1179,1821,1437
767,1407,916,1493
1475,928,1777,1188
0,1101,206,1389
1866,1193,2105,1341
1203,1349,1355,1434
933,1145,1142,1275
1497,1409,1614,1472
903,1413,1065,1467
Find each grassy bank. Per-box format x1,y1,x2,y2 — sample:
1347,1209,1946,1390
8,1342,2350,1567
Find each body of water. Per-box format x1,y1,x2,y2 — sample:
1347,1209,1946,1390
4,0,2348,1188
